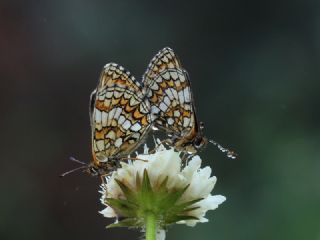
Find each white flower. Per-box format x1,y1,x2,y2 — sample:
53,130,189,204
156,229,166,240
100,142,226,228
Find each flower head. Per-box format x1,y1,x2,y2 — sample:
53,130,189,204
100,143,225,231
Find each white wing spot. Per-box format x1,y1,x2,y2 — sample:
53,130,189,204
122,120,131,130
106,91,113,99
131,122,142,131
98,94,105,101
183,117,191,127
163,96,171,106
167,118,174,125
151,82,159,90
151,105,160,114
105,130,116,140
96,140,105,151
155,75,163,83
174,110,180,117
159,102,168,112
179,72,186,82
165,88,174,100
162,71,170,80
113,73,120,79
124,92,131,99
104,99,111,108
168,62,174,68
102,111,108,127
183,87,191,103
95,109,102,123
114,138,123,148
171,88,178,99
178,90,185,104
170,71,178,80
107,108,116,125
113,91,121,98
131,132,141,139
114,107,122,120
118,115,126,125
130,97,138,106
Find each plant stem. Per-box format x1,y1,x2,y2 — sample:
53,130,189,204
145,211,156,240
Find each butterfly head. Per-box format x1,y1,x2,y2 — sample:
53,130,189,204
178,135,207,154
190,121,208,152
174,121,208,154
193,135,208,151
86,163,100,176
89,153,119,176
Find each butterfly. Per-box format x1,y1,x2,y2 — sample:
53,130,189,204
87,63,152,175
143,47,236,158
61,63,152,178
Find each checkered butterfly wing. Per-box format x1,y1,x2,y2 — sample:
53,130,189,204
142,47,198,142
143,48,237,158
90,63,151,168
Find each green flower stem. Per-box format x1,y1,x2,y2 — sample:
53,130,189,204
145,211,156,240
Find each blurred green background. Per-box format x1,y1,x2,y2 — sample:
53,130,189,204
1,0,319,239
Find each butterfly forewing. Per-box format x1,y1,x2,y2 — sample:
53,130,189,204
91,63,151,168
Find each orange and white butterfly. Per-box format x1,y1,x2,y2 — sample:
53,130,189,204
87,63,152,175
62,63,153,178
143,47,236,158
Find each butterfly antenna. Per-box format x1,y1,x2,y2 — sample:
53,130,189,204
59,165,87,177
208,140,238,159
69,156,86,165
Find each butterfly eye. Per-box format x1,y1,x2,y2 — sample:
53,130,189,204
88,166,98,176
194,137,204,149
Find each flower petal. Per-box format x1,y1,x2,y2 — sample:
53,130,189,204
100,206,117,218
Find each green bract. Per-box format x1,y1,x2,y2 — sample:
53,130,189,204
105,169,203,229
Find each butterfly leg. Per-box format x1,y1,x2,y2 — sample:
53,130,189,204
119,157,148,162
100,174,107,185
147,138,172,154
180,151,193,162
